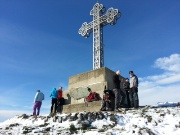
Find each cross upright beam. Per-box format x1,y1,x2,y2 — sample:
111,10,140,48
79,2,121,70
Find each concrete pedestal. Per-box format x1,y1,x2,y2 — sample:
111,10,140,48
61,67,126,113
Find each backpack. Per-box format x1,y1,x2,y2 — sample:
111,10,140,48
85,92,99,102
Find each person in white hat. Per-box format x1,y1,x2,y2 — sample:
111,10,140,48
113,70,121,111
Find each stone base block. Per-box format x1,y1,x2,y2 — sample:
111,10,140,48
62,100,102,113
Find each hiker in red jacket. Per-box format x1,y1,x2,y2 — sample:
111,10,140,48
57,86,64,113
58,86,63,99
85,88,99,102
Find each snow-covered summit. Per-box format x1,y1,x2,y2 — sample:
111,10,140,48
0,105,180,135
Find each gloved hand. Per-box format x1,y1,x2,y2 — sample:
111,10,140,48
132,87,138,92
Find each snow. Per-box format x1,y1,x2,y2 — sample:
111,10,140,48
155,102,180,107
0,106,180,135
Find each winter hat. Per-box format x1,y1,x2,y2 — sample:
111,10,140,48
129,71,133,74
116,70,120,75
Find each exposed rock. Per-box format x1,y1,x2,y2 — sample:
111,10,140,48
58,116,63,123
9,123,19,127
106,132,113,135
160,113,165,117
19,114,29,119
39,123,49,127
53,115,57,122
69,113,78,121
44,116,49,122
77,113,84,122
63,113,71,121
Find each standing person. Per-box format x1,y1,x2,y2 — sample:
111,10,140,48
33,90,44,116
123,78,131,108
129,71,139,108
113,70,121,111
50,88,58,114
58,86,63,99
57,86,64,113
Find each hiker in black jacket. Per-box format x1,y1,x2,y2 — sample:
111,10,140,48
113,70,121,111
123,78,131,108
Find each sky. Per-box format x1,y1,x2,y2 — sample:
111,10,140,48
0,0,180,122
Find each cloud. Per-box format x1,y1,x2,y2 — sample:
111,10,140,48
139,84,180,105
154,54,180,72
0,110,30,122
156,73,180,85
139,53,180,105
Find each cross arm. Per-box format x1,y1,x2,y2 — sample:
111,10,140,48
101,8,121,26
78,21,93,38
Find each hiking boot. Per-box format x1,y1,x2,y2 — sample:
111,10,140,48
49,113,54,117
117,108,123,112
119,108,128,111
33,115,37,119
100,107,106,111
114,109,119,112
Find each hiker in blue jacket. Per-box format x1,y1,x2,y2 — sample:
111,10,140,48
50,88,58,114
33,90,44,116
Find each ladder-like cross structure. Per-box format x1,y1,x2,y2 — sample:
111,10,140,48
79,2,121,69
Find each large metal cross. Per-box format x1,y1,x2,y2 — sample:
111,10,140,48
78,2,121,70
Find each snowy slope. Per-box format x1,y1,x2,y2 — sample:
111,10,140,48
0,106,180,135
